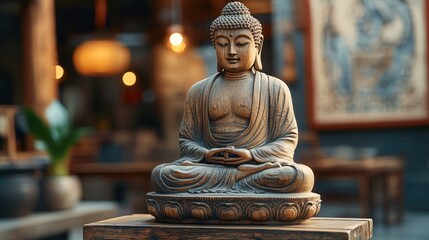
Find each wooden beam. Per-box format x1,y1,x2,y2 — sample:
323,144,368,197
22,0,58,115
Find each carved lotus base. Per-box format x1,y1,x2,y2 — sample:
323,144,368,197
146,192,321,225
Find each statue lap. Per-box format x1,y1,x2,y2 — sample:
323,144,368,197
151,162,314,194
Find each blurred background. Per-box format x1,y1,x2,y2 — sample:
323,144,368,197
0,0,429,239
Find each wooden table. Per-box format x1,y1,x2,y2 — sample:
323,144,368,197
84,214,373,240
0,201,120,240
72,156,403,225
303,156,404,224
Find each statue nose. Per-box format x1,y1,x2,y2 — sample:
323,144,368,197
228,44,237,55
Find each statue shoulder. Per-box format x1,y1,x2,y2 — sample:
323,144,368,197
186,73,218,99
259,72,291,93
269,74,289,88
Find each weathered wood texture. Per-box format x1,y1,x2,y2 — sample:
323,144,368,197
0,202,120,240
84,214,373,240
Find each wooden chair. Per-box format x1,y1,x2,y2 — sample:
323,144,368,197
0,105,47,163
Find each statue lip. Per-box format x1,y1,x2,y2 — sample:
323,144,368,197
227,57,239,63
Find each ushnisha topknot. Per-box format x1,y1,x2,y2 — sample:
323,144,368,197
210,1,263,48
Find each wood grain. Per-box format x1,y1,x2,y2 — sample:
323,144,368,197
84,214,373,240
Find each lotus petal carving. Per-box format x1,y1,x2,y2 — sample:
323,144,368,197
301,200,321,219
217,203,241,221
247,203,271,221
163,201,184,219
189,202,212,219
277,203,300,221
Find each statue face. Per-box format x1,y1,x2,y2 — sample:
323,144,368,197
214,29,257,72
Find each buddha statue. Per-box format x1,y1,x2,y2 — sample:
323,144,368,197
147,1,320,224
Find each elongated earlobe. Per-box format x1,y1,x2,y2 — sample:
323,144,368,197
254,53,262,71
254,35,264,71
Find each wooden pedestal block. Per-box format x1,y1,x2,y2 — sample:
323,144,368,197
84,214,373,240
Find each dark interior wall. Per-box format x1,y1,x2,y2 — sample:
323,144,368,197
290,32,429,212
0,6,22,105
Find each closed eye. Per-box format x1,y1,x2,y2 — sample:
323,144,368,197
217,43,228,47
236,42,249,47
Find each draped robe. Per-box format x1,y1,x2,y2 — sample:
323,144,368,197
152,71,314,193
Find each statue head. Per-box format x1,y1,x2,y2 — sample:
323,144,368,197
210,1,264,72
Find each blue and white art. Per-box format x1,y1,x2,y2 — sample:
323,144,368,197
310,0,428,127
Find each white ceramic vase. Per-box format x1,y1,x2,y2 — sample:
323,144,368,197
40,175,82,211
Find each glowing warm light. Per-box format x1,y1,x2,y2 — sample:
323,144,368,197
122,71,136,86
169,32,183,46
171,41,187,53
73,38,131,77
168,32,186,53
55,65,64,80
166,25,187,54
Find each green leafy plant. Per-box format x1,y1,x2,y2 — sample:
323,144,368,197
23,100,92,176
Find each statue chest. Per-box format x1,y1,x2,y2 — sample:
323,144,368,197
208,79,253,121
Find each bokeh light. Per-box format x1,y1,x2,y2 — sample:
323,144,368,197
169,32,183,46
122,71,136,86
55,65,64,80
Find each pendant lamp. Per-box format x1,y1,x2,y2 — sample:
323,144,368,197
72,0,131,77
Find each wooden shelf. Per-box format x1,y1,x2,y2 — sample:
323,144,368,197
0,201,120,240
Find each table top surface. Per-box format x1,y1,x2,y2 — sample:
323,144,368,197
84,214,373,240
87,214,372,230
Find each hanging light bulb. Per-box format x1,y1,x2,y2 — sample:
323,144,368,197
169,32,183,46
166,0,187,53
167,25,187,53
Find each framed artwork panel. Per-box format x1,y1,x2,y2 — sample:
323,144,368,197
306,0,429,129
